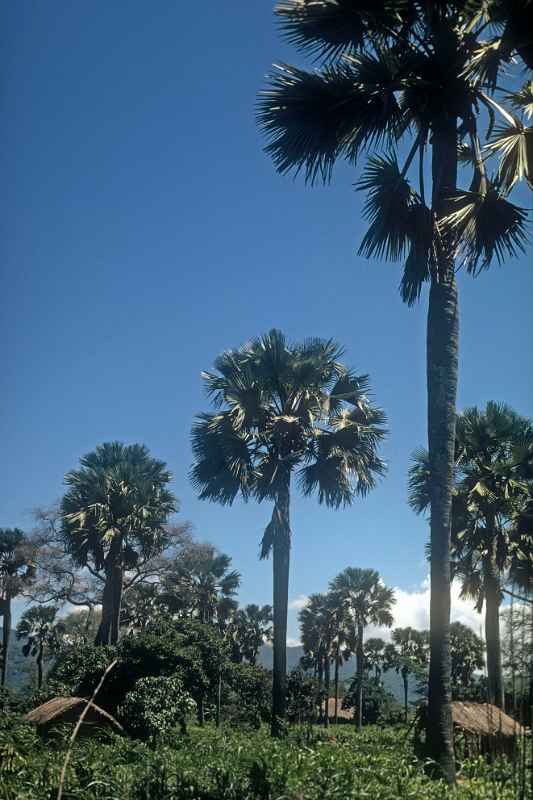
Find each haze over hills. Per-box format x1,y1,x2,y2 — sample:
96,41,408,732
258,644,419,702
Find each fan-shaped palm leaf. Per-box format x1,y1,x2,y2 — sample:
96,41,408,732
486,121,533,191
258,56,404,183
441,187,528,274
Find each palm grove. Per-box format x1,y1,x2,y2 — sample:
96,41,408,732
0,0,532,790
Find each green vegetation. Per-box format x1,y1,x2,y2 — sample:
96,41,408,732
0,719,528,800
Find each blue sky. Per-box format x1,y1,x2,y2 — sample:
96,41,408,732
2,2,532,639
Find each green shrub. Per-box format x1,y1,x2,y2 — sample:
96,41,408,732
119,675,196,740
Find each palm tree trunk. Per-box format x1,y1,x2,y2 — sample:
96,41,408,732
403,667,409,723
324,649,330,728
110,561,123,646
334,647,340,725
37,641,43,690
483,556,504,709
317,653,323,721
95,578,113,645
426,110,459,786
356,622,364,731
271,487,290,737
216,669,222,728
1,596,11,687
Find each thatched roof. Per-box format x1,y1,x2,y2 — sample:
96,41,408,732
451,702,526,738
25,697,123,731
326,698,354,720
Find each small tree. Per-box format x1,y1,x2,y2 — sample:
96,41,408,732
119,675,195,740
16,606,63,690
449,622,484,700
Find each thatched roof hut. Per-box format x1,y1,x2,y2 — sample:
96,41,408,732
450,702,526,738
415,701,528,759
326,698,353,721
25,697,123,735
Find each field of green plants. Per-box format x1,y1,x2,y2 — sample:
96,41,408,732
1,717,529,800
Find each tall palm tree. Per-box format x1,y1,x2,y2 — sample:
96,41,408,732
410,403,532,709
191,330,386,735
384,627,428,721
258,2,531,782
61,442,177,645
329,567,395,730
16,605,63,690
0,528,35,687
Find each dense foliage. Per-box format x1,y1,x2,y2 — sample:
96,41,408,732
119,675,195,740
1,718,529,800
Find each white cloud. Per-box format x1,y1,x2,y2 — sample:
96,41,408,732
287,637,302,647
366,578,483,640
288,594,309,611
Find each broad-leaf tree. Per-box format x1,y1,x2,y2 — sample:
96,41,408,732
364,637,386,680
0,528,35,687
191,329,386,735
449,621,484,699
61,442,177,645
329,567,395,730
16,605,63,690
258,1,531,781
233,604,273,665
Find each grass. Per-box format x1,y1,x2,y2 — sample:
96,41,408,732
0,715,530,799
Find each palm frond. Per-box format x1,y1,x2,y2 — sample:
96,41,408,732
408,447,431,515
486,121,533,191
441,187,529,274
190,413,254,505
258,57,403,183
275,0,411,61
356,154,415,261
507,80,533,118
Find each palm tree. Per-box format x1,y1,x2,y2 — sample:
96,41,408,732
16,605,63,690
299,592,343,728
191,330,386,735
61,442,177,645
258,3,531,782
329,568,395,730
384,627,428,721
410,403,532,709
0,528,35,687
233,604,273,665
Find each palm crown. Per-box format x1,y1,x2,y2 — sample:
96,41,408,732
62,442,177,571
191,329,386,556
329,567,395,629
258,1,530,302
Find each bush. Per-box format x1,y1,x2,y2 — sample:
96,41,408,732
118,675,195,741
223,663,271,728
343,677,401,725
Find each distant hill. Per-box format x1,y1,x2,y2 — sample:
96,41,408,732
258,644,419,703
0,629,35,692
